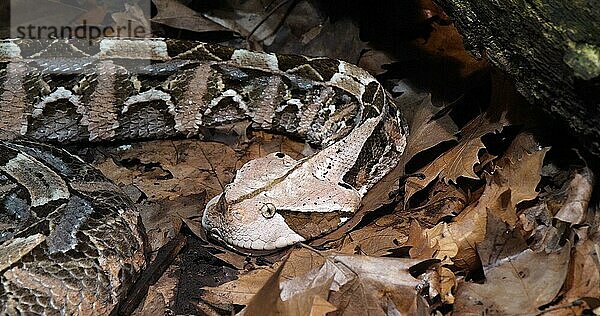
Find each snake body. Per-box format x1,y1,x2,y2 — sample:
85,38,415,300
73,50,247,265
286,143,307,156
0,38,407,312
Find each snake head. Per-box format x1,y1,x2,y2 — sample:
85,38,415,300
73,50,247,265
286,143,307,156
202,190,306,250
201,152,361,250
201,152,307,250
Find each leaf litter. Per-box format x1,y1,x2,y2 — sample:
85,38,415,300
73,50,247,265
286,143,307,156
65,0,600,314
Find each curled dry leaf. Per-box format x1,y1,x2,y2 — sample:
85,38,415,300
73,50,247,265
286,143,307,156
133,265,178,315
437,205,487,269
554,167,594,225
202,0,290,46
400,89,458,162
479,145,549,225
338,180,465,257
429,133,548,268
476,215,528,267
406,221,460,265
98,140,237,201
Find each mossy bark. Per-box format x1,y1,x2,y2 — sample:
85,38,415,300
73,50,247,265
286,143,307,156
435,0,599,155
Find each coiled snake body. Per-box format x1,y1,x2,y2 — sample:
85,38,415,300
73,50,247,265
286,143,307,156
0,38,407,313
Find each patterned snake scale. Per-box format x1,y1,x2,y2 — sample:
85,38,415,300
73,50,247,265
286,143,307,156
0,38,408,313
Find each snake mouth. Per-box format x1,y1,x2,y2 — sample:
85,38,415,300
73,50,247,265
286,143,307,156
207,228,224,243
205,227,289,256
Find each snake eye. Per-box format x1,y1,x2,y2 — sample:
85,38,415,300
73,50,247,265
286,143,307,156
260,203,277,218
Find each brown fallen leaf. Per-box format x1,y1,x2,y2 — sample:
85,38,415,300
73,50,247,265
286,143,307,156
439,205,487,269
201,266,273,311
439,266,457,304
404,70,516,204
428,134,547,269
202,0,291,46
328,255,438,315
98,140,237,201
358,49,397,76
405,221,438,260
151,0,229,33
454,226,572,314
405,221,460,266
554,167,594,225
241,251,336,316
483,154,549,224
476,215,528,267
337,213,411,256
404,111,504,204
399,89,458,165
405,178,467,226
543,239,600,315
134,265,178,315
112,3,151,37
200,247,326,310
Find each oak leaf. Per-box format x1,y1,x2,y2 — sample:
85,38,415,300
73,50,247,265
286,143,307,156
404,110,505,203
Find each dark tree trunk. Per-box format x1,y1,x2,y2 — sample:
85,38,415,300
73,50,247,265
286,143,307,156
434,0,599,156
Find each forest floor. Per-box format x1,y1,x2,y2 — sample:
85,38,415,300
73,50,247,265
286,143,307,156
13,0,597,314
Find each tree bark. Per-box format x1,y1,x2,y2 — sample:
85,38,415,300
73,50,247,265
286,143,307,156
434,0,599,155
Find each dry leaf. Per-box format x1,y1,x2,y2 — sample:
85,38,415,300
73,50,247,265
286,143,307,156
439,267,457,304
151,0,229,33
455,227,572,315
203,0,291,46
404,112,501,203
201,267,273,310
479,134,549,224
337,214,411,256
544,239,600,314
358,49,397,76
201,248,325,309
405,221,437,259
476,215,528,267
554,167,594,225
442,206,487,269
112,3,151,37
328,255,437,315
97,140,237,201
400,91,458,164
403,71,515,204
241,251,336,316
134,265,178,315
